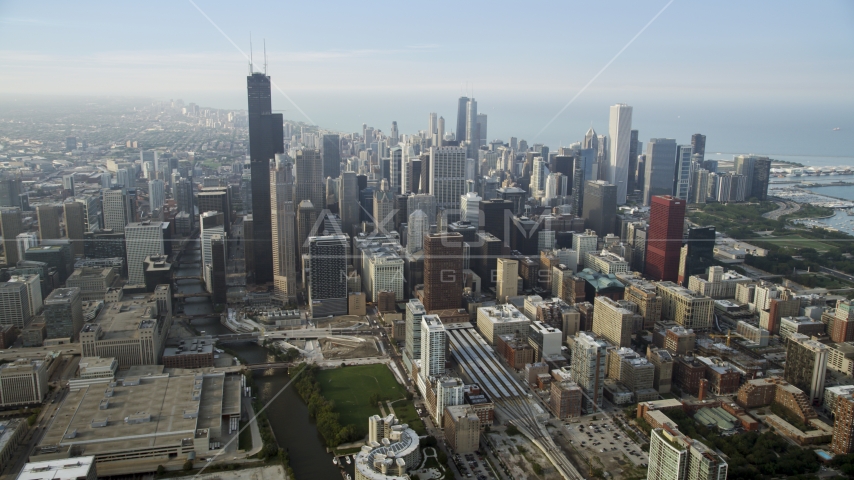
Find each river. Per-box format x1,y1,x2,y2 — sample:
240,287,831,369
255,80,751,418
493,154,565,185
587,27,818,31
173,239,342,480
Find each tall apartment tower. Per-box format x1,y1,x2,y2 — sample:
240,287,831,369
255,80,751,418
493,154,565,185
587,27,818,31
607,104,633,204
494,258,518,303
677,226,715,286
196,188,231,233
405,299,427,361
322,134,341,180
465,99,479,144
200,211,225,279
460,191,481,225
209,234,227,304
784,333,829,405
247,71,284,284
647,426,728,480
125,221,168,285
690,134,706,162
43,287,83,340
476,113,488,147
673,145,693,200
338,171,360,237
422,232,463,312
373,180,395,233
0,281,32,328
148,179,165,211
407,210,428,255
176,178,195,224
643,139,678,205
36,204,61,240
62,174,75,195
420,314,446,378
102,187,130,233
428,112,438,144
0,207,23,265
428,146,467,212
307,235,349,318
272,163,297,304
63,201,86,256
294,149,325,217
627,129,640,194
582,180,617,237
645,196,686,282
456,96,469,142
569,332,608,413
297,200,318,262
832,394,854,455
592,297,637,348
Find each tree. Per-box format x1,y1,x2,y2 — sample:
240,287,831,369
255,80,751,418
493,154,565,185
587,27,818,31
506,424,520,436
156,465,165,475
532,463,543,475
183,460,193,471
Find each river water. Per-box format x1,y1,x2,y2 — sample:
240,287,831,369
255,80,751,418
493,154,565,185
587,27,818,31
173,240,342,479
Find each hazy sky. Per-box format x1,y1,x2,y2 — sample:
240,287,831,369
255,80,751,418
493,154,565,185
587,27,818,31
1,1,853,156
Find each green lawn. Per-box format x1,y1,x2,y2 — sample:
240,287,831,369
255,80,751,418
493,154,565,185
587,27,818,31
390,400,426,434
761,235,836,251
316,364,409,435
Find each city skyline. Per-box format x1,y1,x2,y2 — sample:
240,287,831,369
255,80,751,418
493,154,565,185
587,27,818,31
1,1,852,155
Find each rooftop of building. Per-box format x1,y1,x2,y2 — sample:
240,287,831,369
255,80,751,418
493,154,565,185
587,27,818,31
67,267,115,280
17,456,96,480
78,357,118,374
0,418,25,455
0,357,45,374
36,372,239,458
45,288,80,304
576,268,625,291
83,295,160,340
478,304,528,323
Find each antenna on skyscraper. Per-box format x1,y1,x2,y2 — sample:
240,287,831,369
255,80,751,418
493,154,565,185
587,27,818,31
249,33,254,74
263,39,267,75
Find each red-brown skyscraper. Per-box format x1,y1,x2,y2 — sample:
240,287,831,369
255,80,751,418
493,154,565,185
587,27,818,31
645,195,685,282
422,232,463,312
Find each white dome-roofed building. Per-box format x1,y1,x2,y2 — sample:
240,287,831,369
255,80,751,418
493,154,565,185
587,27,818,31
355,414,420,480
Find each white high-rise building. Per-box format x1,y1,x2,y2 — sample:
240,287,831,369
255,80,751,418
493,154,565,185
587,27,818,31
531,157,548,198
420,314,446,378
364,246,404,303
405,299,426,361
569,331,608,413
428,146,467,211
573,229,599,271
102,188,129,233
8,274,42,319
460,191,481,226
148,179,165,211
16,232,38,260
647,427,728,480
0,281,32,328
428,112,438,143
607,104,633,204
125,221,167,285
407,209,429,254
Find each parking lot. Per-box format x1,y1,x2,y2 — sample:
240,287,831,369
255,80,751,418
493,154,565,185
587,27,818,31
560,414,649,476
451,452,494,480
